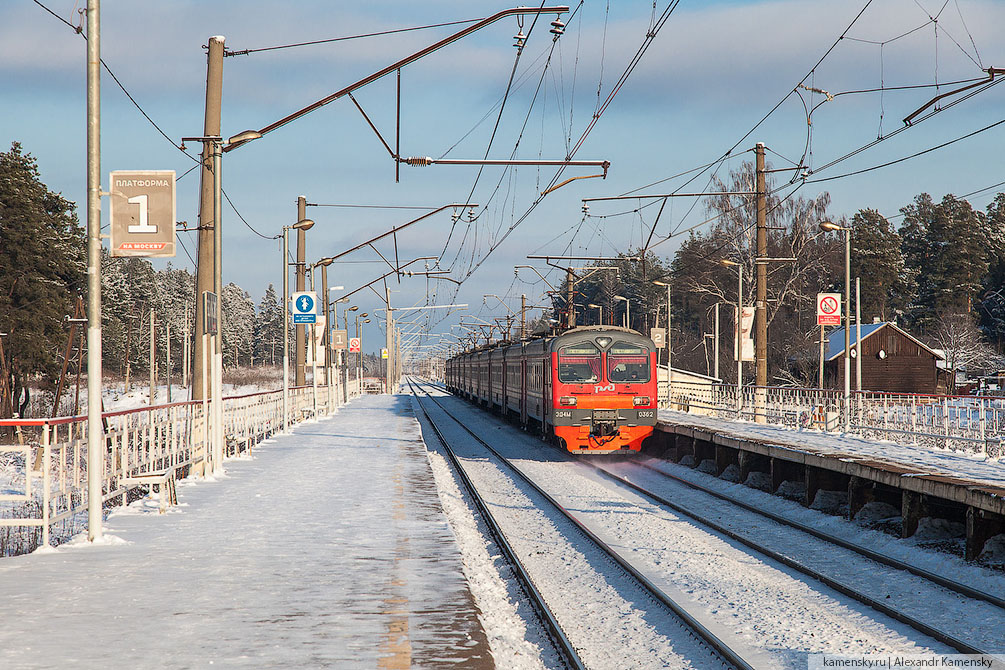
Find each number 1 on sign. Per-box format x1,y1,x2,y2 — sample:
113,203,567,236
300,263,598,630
126,194,157,233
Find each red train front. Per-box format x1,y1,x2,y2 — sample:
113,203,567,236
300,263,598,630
445,326,658,455
550,327,657,453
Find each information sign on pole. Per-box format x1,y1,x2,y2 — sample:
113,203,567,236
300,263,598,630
650,327,666,349
291,291,318,324
349,337,361,353
203,291,218,335
381,348,389,359
109,170,176,257
734,306,755,362
331,329,348,351
817,292,842,326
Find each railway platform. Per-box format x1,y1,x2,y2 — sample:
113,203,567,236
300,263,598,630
653,409,1005,562
0,394,492,669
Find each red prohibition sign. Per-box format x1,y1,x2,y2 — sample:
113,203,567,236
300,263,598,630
819,296,839,315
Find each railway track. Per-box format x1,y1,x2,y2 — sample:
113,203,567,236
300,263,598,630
408,378,755,670
551,435,1003,655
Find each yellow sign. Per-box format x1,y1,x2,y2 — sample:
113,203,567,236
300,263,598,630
381,348,388,359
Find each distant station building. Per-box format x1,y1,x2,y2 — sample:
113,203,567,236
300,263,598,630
824,321,948,394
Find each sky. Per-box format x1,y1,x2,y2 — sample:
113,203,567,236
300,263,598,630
5,0,1004,359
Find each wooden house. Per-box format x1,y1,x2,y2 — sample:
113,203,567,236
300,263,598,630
823,322,948,394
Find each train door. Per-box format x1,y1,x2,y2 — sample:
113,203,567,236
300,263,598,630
520,353,528,426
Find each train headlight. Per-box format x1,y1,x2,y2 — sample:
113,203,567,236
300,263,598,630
559,396,577,406
632,396,651,406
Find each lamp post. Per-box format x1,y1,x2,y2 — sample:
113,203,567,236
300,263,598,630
653,280,671,372
313,257,334,412
720,259,743,416
614,295,629,329
588,303,603,325
355,312,368,395
282,218,314,432
820,220,851,432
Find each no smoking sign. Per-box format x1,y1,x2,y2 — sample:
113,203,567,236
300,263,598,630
817,292,842,326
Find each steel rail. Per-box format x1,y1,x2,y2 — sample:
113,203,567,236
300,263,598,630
409,379,753,670
406,379,586,670
565,454,992,655
621,458,1005,610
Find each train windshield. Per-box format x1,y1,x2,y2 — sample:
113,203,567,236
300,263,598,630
608,342,651,383
558,343,601,383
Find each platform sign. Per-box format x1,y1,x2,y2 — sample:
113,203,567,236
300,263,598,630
291,291,318,324
109,170,176,257
650,327,666,349
734,305,755,362
308,316,326,365
817,292,842,326
349,337,361,353
203,291,218,335
331,329,348,351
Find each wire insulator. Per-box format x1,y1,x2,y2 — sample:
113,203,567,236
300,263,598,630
550,18,565,36
403,156,433,167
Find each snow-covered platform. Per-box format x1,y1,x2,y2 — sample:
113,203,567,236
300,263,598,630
654,410,1005,560
0,395,491,669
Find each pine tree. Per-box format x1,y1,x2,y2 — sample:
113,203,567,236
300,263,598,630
221,283,255,367
254,284,283,365
0,143,86,418
849,209,914,322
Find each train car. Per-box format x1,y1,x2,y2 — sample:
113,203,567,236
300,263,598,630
446,326,658,454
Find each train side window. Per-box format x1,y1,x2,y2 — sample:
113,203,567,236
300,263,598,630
608,342,650,383
558,343,601,383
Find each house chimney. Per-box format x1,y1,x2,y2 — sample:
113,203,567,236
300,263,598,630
873,317,881,324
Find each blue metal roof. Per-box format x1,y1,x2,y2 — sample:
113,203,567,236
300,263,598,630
825,322,888,361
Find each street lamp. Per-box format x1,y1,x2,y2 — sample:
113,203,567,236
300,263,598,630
653,280,671,372
282,218,314,431
820,220,851,431
588,303,603,325
720,259,743,415
355,312,368,393
613,295,629,329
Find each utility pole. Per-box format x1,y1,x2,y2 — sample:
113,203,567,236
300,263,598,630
295,196,308,387
520,294,527,341
192,36,224,402
385,286,392,394
149,308,155,405
166,322,171,404
566,268,575,329
86,0,104,542
754,142,768,422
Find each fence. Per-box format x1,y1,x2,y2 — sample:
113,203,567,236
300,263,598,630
663,380,1005,459
0,380,362,556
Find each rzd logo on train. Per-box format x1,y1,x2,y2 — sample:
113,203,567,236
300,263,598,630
594,383,615,392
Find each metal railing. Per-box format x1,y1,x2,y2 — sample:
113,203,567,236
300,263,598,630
661,381,1005,459
0,380,363,556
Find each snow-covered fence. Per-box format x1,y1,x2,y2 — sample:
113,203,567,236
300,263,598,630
0,382,361,555
663,381,1005,457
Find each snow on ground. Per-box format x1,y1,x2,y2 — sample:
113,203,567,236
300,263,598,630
0,395,493,669
659,409,1005,487
422,388,1000,667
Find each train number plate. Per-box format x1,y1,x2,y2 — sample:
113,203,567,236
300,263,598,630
592,409,619,421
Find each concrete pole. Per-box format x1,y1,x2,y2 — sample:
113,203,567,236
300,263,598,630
149,309,155,405
282,228,290,431
856,276,862,392
212,143,224,473
521,294,526,340
166,323,171,404
666,282,672,372
754,142,768,422
385,286,393,393
566,268,575,329
713,302,719,380
818,325,824,389
843,229,851,431
192,36,224,402
86,0,104,542
737,268,743,415
295,196,307,387
321,263,330,409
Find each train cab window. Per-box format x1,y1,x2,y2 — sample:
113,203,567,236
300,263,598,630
608,342,650,383
558,343,601,383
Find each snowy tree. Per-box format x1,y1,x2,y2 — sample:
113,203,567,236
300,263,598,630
849,209,914,323
928,313,1002,392
221,283,255,368
0,143,85,418
254,284,283,366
